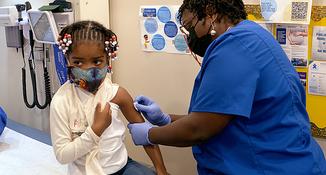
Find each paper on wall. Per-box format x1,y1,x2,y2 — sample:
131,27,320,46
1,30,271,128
276,24,309,67
308,61,326,96
260,0,312,24
312,26,326,61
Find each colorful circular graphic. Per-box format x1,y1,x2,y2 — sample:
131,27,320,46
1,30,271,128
174,34,188,52
152,34,166,51
157,6,171,23
261,0,277,20
164,21,178,38
144,18,158,34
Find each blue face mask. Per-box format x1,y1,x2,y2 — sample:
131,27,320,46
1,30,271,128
68,66,108,93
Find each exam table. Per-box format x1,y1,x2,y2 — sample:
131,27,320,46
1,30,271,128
0,119,67,175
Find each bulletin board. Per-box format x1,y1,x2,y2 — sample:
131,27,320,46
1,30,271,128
139,6,189,54
245,3,326,138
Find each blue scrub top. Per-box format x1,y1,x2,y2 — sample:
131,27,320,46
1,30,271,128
189,20,326,175
0,106,7,135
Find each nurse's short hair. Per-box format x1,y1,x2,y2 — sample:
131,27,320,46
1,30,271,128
178,0,247,24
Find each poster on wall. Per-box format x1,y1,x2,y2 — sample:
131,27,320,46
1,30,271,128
312,26,326,61
260,0,312,24
308,61,326,96
298,72,307,89
276,24,308,67
140,6,189,54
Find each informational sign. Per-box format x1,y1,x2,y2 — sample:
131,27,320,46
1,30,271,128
276,24,309,67
140,6,189,54
312,26,326,61
308,61,326,96
298,72,307,89
260,0,312,24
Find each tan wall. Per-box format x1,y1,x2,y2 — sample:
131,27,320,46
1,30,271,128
109,0,326,174
109,0,199,174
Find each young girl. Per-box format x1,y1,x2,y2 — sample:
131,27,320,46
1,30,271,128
50,21,167,175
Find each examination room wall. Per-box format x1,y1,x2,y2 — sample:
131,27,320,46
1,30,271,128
110,0,199,174
0,0,54,132
0,0,324,174
110,0,326,174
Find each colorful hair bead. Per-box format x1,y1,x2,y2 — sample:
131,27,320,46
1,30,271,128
57,34,72,54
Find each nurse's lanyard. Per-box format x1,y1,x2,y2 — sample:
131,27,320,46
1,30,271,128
179,26,233,67
180,26,202,66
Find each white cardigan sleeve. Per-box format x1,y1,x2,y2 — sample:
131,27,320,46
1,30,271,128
50,96,100,164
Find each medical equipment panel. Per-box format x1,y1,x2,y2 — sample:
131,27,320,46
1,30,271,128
27,10,58,44
0,6,18,26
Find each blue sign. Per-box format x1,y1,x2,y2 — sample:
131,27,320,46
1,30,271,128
152,34,166,51
276,28,286,45
145,18,158,34
157,6,171,23
174,34,188,52
53,45,68,85
143,8,157,17
164,21,178,38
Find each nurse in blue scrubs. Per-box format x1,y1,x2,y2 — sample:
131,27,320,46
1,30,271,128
0,107,7,135
128,0,326,174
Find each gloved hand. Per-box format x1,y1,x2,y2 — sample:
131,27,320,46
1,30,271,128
127,122,154,146
134,96,171,126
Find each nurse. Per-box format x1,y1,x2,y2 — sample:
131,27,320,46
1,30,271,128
0,106,7,135
128,0,326,174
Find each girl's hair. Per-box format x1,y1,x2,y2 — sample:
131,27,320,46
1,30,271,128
59,20,116,55
178,0,247,24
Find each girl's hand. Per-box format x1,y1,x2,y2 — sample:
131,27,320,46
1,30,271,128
91,102,112,136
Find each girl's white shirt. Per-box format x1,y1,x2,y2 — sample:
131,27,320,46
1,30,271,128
50,74,128,175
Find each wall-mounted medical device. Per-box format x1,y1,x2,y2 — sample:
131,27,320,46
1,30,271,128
0,6,18,26
53,12,73,32
27,10,59,44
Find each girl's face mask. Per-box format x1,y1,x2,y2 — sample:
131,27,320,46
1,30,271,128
68,66,108,93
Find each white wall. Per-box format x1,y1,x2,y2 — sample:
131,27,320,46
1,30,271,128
0,0,55,132
74,0,110,28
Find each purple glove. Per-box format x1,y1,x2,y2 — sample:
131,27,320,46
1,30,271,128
127,122,154,146
134,96,171,126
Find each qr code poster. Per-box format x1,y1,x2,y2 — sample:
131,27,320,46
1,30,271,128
260,0,312,24
139,6,189,54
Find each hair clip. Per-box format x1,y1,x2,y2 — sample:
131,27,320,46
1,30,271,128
57,34,72,54
105,35,119,60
